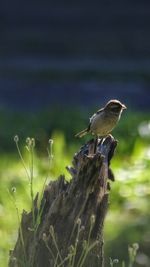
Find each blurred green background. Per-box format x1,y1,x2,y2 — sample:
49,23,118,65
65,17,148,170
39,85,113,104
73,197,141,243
1,1,150,266
0,108,150,267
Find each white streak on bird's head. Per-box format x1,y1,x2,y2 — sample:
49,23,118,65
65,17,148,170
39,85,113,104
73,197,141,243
104,99,127,113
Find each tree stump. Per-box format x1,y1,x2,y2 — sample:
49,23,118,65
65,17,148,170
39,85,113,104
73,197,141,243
9,136,117,267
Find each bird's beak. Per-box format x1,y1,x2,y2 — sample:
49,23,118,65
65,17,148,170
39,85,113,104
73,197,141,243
122,104,127,110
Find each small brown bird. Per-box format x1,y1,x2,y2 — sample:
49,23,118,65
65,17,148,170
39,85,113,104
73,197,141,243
75,99,127,138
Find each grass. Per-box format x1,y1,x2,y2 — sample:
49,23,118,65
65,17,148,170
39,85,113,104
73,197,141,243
0,109,150,266
42,216,99,267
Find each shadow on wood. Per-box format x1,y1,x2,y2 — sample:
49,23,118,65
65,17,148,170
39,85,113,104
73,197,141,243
9,135,117,267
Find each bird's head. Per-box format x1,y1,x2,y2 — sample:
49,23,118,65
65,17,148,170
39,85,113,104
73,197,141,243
104,99,127,114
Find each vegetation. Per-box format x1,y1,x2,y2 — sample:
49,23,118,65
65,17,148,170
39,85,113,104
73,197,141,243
0,108,150,266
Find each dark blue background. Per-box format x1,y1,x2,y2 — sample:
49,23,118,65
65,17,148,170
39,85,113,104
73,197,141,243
1,0,150,111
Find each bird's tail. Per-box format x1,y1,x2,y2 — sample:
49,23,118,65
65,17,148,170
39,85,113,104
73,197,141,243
75,128,89,138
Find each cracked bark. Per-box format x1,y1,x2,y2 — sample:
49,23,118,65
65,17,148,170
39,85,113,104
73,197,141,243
9,135,117,267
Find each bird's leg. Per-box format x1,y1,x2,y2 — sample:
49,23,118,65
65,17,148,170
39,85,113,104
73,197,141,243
94,136,99,154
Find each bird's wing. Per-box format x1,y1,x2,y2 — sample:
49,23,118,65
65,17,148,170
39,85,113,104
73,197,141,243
89,108,103,122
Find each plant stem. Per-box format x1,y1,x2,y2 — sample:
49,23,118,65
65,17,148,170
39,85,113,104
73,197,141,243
15,141,30,181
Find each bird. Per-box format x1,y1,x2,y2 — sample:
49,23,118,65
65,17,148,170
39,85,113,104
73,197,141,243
75,99,127,138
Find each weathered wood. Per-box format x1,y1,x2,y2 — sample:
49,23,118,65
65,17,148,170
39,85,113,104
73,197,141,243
9,136,117,267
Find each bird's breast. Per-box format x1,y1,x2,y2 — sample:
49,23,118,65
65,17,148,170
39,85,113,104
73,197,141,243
90,112,119,136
